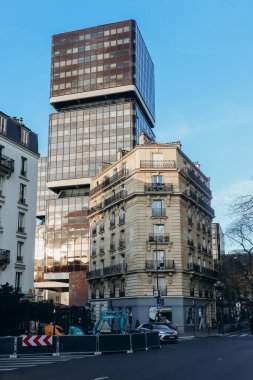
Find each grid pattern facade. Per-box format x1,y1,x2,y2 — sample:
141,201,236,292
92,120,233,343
48,100,135,181
36,157,56,216
44,196,89,274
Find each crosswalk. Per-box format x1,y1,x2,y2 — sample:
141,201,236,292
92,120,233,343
0,354,91,372
226,332,252,338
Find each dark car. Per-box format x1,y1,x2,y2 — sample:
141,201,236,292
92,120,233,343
137,323,178,343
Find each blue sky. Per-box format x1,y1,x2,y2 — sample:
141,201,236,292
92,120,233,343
1,0,253,238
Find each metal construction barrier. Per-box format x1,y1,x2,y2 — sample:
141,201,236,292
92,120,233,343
0,332,160,357
59,335,96,354
0,337,15,356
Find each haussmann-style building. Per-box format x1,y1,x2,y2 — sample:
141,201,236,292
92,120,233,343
0,111,39,295
87,142,217,332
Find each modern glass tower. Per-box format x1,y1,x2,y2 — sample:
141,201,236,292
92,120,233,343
35,20,156,304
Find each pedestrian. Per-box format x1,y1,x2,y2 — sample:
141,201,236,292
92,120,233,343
135,319,140,329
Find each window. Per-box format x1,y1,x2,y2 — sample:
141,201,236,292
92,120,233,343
0,117,7,135
152,200,164,217
21,128,29,146
15,271,22,292
152,153,163,161
17,241,24,262
19,183,26,204
153,224,164,235
119,207,125,224
110,212,115,228
18,212,25,233
152,175,163,184
20,157,27,177
154,250,165,267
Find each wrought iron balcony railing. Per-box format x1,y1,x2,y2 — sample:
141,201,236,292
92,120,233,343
0,154,15,175
144,183,173,192
119,216,125,225
152,208,166,217
109,243,116,252
148,233,170,243
99,246,105,255
146,260,175,271
89,168,129,196
181,167,212,197
87,263,127,279
188,239,194,248
140,160,176,169
17,226,25,234
104,190,127,208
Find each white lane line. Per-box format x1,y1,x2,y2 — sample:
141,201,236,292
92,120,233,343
94,377,109,380
0,368,18,371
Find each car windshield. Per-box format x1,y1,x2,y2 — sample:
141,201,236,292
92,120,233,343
153,325,169,330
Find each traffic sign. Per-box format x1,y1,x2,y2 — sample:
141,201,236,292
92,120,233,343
157,298,164,306
156,304,162,309
22,335,53,347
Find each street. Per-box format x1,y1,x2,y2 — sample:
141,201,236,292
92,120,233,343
1,333,253,380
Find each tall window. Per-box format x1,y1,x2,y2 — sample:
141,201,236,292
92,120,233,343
153,224,164,236
152,153,163,161
152,200,164,217
154,250,165,266
18,212,25,233
17,241,24,262
152,175,163,184
20,157,27,177
119,207,125,224
21,128,29,146
19,183,27,204
15,271,22,292
110,212,115,228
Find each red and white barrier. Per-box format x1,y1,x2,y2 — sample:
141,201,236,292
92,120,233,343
22,335,53,347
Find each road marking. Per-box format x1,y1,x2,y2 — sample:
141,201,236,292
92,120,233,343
0,368,18,371
94,377,109,380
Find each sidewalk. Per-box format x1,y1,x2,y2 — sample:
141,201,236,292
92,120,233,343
178,324,249,340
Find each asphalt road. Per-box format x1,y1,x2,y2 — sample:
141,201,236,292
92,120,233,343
1,334,253,380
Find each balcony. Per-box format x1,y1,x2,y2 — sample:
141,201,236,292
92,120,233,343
0,249,10,267
91,248,97,257
91,227,97,236
104,190,127,208
198,198,215,218
202,247,207,255
148,233,170,243
146,260,175,271
89,168,129,196
152,208,166,217
188,217,193,226
86,263,127,280
0,154,15,176
140,160,176,169
118,240,126,250
181,168,212,197
188,263,201,273
89,202,103,215
18,198,27,206
201,267,218,278
144,183,173,193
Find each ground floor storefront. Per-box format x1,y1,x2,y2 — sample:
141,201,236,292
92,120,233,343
90,296,216,333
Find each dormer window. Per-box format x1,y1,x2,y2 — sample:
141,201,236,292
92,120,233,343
0,117,7,135
21,128,29,146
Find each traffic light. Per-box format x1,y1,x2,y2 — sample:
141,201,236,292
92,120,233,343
216,296,224,304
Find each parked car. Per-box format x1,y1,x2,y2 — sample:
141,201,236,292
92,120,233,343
137,323,178,343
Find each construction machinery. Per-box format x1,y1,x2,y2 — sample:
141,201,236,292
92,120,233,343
93,310,126,335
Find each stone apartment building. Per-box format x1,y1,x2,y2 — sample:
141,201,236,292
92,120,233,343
87,142,217,331
0,111,39,295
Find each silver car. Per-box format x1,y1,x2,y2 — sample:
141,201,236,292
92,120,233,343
137,323,178,343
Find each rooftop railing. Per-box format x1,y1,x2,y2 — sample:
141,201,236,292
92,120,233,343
140,160,176,169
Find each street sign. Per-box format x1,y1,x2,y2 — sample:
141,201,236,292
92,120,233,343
157,298,164,306
153,289,160,298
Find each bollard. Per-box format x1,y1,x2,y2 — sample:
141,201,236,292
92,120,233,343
127,334,133,354
10,337,17,358
53,336,60,357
